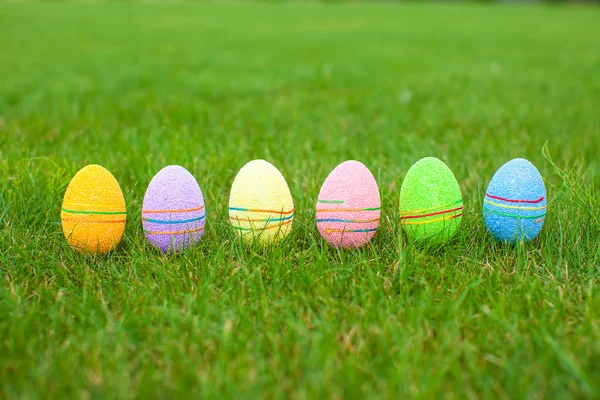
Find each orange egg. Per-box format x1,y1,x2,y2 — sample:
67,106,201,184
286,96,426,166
61,164,126,254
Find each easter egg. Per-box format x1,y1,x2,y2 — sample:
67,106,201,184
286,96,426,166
316,160,381,248
229,159,294,245
483,158,546,243
399,157,463,244
61,164,127,253
142,165,206,254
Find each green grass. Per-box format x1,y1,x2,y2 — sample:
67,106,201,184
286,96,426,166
1,1,600,398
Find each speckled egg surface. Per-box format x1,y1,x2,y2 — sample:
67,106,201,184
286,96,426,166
399,157,463,244
229,159,294,245
483,158,546,243
316,160,380,248
61,164,127,254
142,165,206,254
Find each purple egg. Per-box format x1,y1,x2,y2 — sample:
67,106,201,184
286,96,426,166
142,165,206,254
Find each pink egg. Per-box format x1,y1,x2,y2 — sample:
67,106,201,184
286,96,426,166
316,160,381,248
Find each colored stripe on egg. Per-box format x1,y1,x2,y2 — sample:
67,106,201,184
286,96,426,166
61,218,126,224
316,206,381,213
229,207,294,215
401,213,463,225
316,217,380,223
143,214,206,224
142,205,205,214
400,199,463,225
317,199,344,204
484,193,546,223
483,208,546,220
230,214,294,223
484,199,546,211
145,226,205,235
62,208,126,215
485,194,545,204
400,206,463,220
324,227,378,234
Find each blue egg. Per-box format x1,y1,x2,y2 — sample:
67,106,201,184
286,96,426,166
483,158,546,243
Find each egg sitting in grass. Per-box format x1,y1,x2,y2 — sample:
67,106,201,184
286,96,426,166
61,164,127,254
316,160,381,249
229,159,294,245
142,165,206,254
483,158,546,244
399,157,463,244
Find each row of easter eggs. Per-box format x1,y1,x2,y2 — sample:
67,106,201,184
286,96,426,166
60,157,547,254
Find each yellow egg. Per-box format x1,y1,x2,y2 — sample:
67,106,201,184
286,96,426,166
229,159,294,244
61,164,127,254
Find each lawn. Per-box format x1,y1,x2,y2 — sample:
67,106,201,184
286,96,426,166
1,1,600,398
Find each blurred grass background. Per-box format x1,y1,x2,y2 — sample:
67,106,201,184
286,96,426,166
1,1,600,398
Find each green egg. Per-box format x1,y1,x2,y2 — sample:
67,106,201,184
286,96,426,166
399,157,463,244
